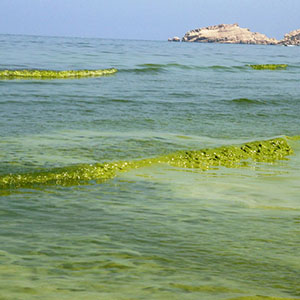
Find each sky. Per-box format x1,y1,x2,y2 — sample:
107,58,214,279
0,0,299,40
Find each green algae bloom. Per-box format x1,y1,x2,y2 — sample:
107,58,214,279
171,283,243,293
0,137,293,190
164,137,292,169
249,64,287,70
0,68,117,79
228,296,299,300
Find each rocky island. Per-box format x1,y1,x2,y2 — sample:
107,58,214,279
279,29,300,46
168,23,300,46
168,36,181,42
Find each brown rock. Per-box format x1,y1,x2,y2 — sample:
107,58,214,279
168,36,181,42
279,29,300,46
182,23,278,45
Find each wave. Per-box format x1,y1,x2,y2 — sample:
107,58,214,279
120,63,300,74
138,63,194,70
210,65,246,71
0,137,294,190
137,63,249,71
230,98,265,105
120,65,167,74
2,63,298,79
0,68,117,79
119,64,252,74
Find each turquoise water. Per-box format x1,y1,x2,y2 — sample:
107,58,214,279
0,34,299,299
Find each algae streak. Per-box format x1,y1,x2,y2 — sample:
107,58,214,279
164,137,292,169
0,137,293,190
0,68,117,79
249,64,287,70
228,296,299,300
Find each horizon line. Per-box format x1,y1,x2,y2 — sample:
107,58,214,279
0,32,167,42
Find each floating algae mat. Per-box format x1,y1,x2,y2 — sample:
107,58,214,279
228,297,300,300
0,68,117,79
249,64,287,70
0,137,293,190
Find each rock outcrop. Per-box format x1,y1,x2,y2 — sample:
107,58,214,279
279,29,300,46
181,23,278,45
168,36,181,42
170,23,300,46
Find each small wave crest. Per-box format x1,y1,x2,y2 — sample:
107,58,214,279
230,98,264,105
210,65,242,70
119,63,249,74
0,137,294,190
120,64,167,74
137,63,193,70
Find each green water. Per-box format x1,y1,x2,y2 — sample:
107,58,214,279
0,35,299,299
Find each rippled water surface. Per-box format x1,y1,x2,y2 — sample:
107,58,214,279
0,35,299,299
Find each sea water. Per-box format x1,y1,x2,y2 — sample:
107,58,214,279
0,34,299,299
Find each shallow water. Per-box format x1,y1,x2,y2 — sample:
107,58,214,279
0,35,299,299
